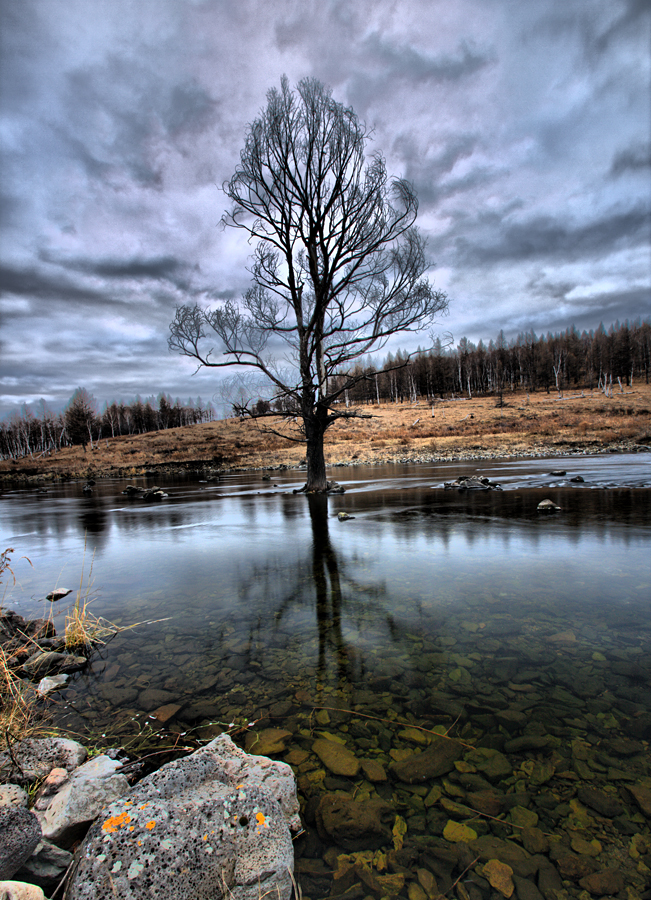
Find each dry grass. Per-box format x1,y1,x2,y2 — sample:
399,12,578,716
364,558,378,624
0,646,43,747
1,548,46,752
63,549,112,653
1,384,650,481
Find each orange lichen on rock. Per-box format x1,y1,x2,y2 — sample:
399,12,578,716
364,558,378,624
145,820,156,830
102,811,132,833
256,812,268,828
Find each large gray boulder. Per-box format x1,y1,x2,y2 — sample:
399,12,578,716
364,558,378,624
0,806,42,880
64,734,300,900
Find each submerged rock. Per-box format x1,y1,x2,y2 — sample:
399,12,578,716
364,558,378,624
141,487,168,500
315,794,395,850
312,738,360,778
23,651,87,678
577,786,624,818
37,674,69,697
244,728,293,756
45,589,72,602
390,735,463,784
579,869,625,895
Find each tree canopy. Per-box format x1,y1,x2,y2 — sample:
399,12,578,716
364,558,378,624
169,77,448,490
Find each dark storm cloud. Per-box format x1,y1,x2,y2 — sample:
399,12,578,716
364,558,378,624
0,264,108,303
346,33,494,116
610,144,651,178
454,205,650,267
394,133,499,209
39,252,186,281
360,33,492,84
57,56,218,188
591,0,650,54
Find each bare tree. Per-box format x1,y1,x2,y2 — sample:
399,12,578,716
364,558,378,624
169,77,448,491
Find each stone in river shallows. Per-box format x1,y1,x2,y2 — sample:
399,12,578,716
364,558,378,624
312,738,361,777
245,728,293,756
315,794,394,850
390,735,463,784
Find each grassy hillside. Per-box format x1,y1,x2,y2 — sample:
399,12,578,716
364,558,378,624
2,385,650,483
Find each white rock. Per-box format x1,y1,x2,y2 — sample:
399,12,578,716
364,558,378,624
37,674,69,697
0,882,46,900
0,785,28,809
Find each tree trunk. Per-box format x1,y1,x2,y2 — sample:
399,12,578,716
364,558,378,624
304,414,328,492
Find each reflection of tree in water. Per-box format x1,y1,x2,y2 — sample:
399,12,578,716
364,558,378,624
308,495,347,681
217,494,402,689
280,495,400,687
77,495,110,551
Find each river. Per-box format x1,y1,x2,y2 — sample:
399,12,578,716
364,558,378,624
2,453,650,894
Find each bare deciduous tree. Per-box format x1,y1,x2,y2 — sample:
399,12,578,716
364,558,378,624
169,77,448,491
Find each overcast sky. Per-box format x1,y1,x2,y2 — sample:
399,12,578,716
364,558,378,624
1,0,649,417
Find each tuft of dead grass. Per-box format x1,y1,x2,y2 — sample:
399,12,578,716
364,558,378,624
0,645,44,750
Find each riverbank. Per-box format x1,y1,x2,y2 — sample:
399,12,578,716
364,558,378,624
2,386,650,484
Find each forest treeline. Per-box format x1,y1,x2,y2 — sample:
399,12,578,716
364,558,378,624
0,391,216,461
332,318,651,406
2,318,649,460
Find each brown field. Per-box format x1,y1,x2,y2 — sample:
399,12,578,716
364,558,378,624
2,384,650,483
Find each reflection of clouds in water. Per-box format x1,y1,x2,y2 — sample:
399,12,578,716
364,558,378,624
1,463,649,634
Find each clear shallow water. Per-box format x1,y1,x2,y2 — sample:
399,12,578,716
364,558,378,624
2,459,648,650
2,455,651,894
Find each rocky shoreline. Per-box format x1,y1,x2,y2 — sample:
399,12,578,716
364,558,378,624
0,732,300,900
1,438,648,485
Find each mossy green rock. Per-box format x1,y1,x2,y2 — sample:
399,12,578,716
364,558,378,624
443,820,477,843
312,738,360,777
244,728,293,756
509,806,538,828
